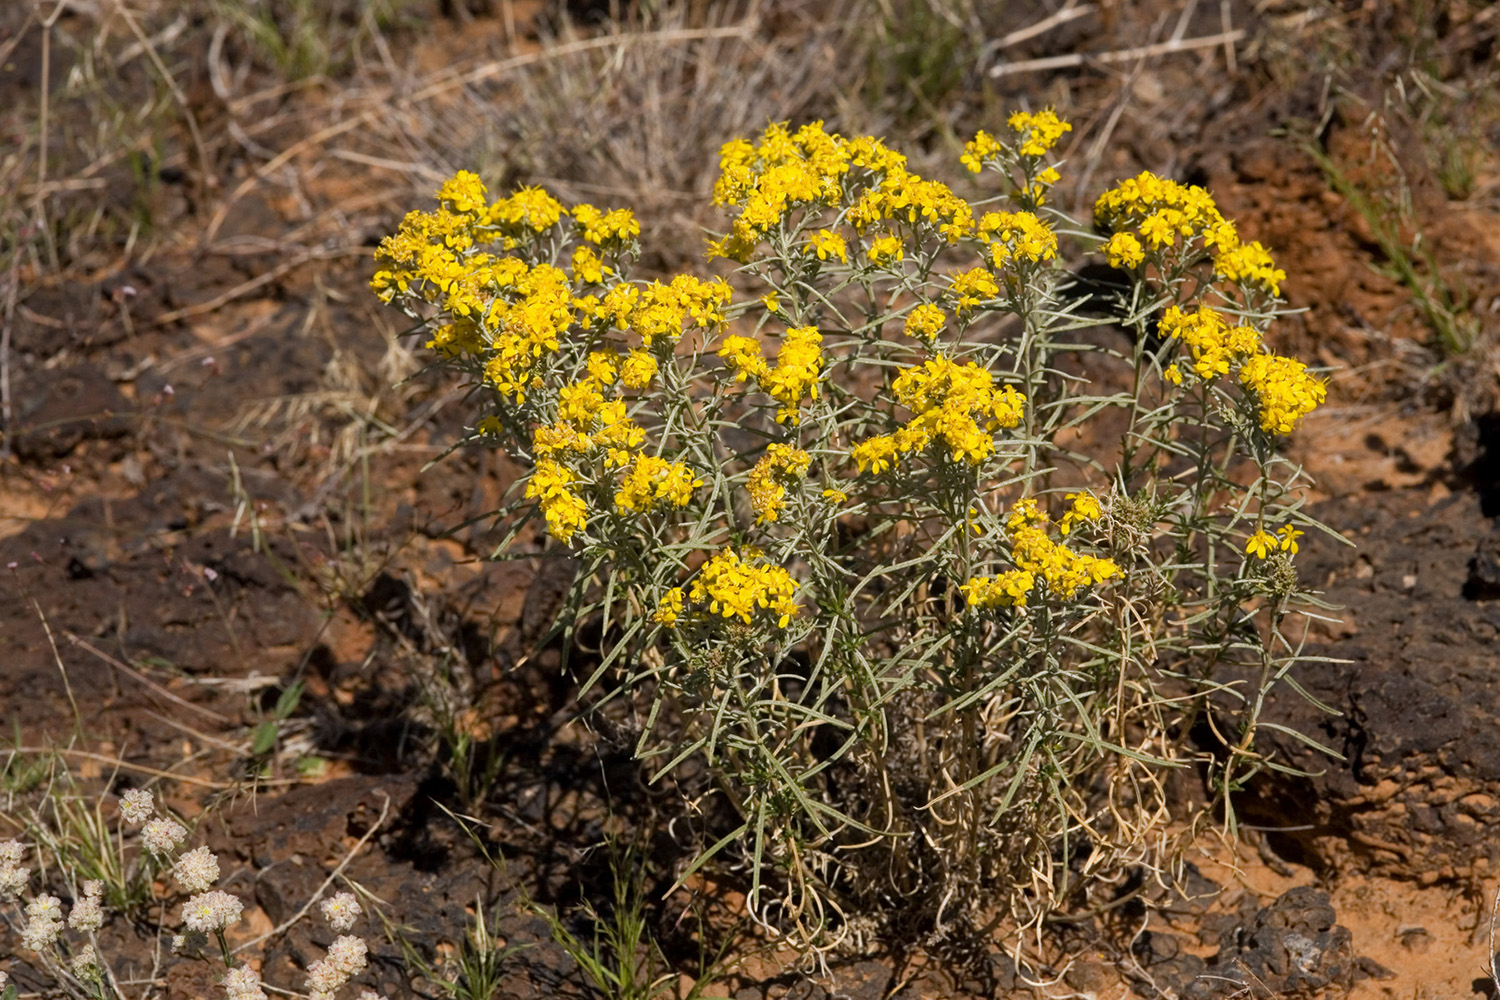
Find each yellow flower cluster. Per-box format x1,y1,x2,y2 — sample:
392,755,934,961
708,121,978,259
620,275,732,348
615,454,703,513
1156,305,1325,434
1237,353,1327,435
653,548,801,629
867,234,904,266
482,263,576,402
746,444,811,524
960,129,1002,173
573,204,640,247
525,459,588,543
485,186,567,239
718,326,824,424
853,355,1026,470
949,268,1000,314
1058,491,1101,535
806,229,848,263
904,303,947,343
1006,109,1072,158
960,569,1036,609
1158,304,1262,380
979,211,1058,267
1215,241,1287,298
1093,171,1286,297
1005,498,1120,600
1245,524,1301,559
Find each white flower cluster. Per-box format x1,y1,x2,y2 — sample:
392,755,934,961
70,943,101,981
22,894,64,952
142,817,188,857
320,891,362,933
181,890,243,933
174,846,220,894
222,965,269,1000
119,788,155,825
306,934,367,1000
67,879,105,932
0,839,29,900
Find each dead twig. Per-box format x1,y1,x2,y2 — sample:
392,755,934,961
988,29,1245,77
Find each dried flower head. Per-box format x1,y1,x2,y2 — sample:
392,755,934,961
181,890,243,933
142,817,187,856
119,788,155,825
321,891,362,932
71,944,102,981
174,846,220,894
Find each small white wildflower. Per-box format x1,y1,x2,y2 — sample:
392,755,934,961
22,894,64,951
174,846,220,894
71,943,102,981
325,935,367,977
68,881,104,932
306,959,343,994
142,817,187,856
119,788,155,825
222,965,269,1000
0,969,9,990
0,863,29,901
181,890,243,932
0,839,24,866
357,991,388,1000
320,891,362,932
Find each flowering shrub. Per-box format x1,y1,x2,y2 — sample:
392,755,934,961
375,111,1328,951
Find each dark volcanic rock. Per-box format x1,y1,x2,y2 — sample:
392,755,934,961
1185,888,1354,999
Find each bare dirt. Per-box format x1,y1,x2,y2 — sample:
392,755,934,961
3,1,1500,998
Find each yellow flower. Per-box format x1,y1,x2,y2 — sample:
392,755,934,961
1278,524,1303,554
1007,109,1072,157
653,587,685,627
1163,364,1183,386
867,234,904,266
1238,353,1326,434
762,291,780,314
1104,231,1144,269
904,303,947,343
805,229,849,263
688,548,800,628
851,435,897,475
822,488,847,504
1059,492,1102,535
585,349,619,387
620,350,658,390
961,129,1001,172
1244,529,1277,560
525,460,588,543
571,244,609,284
961,570,1036,609
746,444,811,523
615,455,703,513
573,204,640,246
